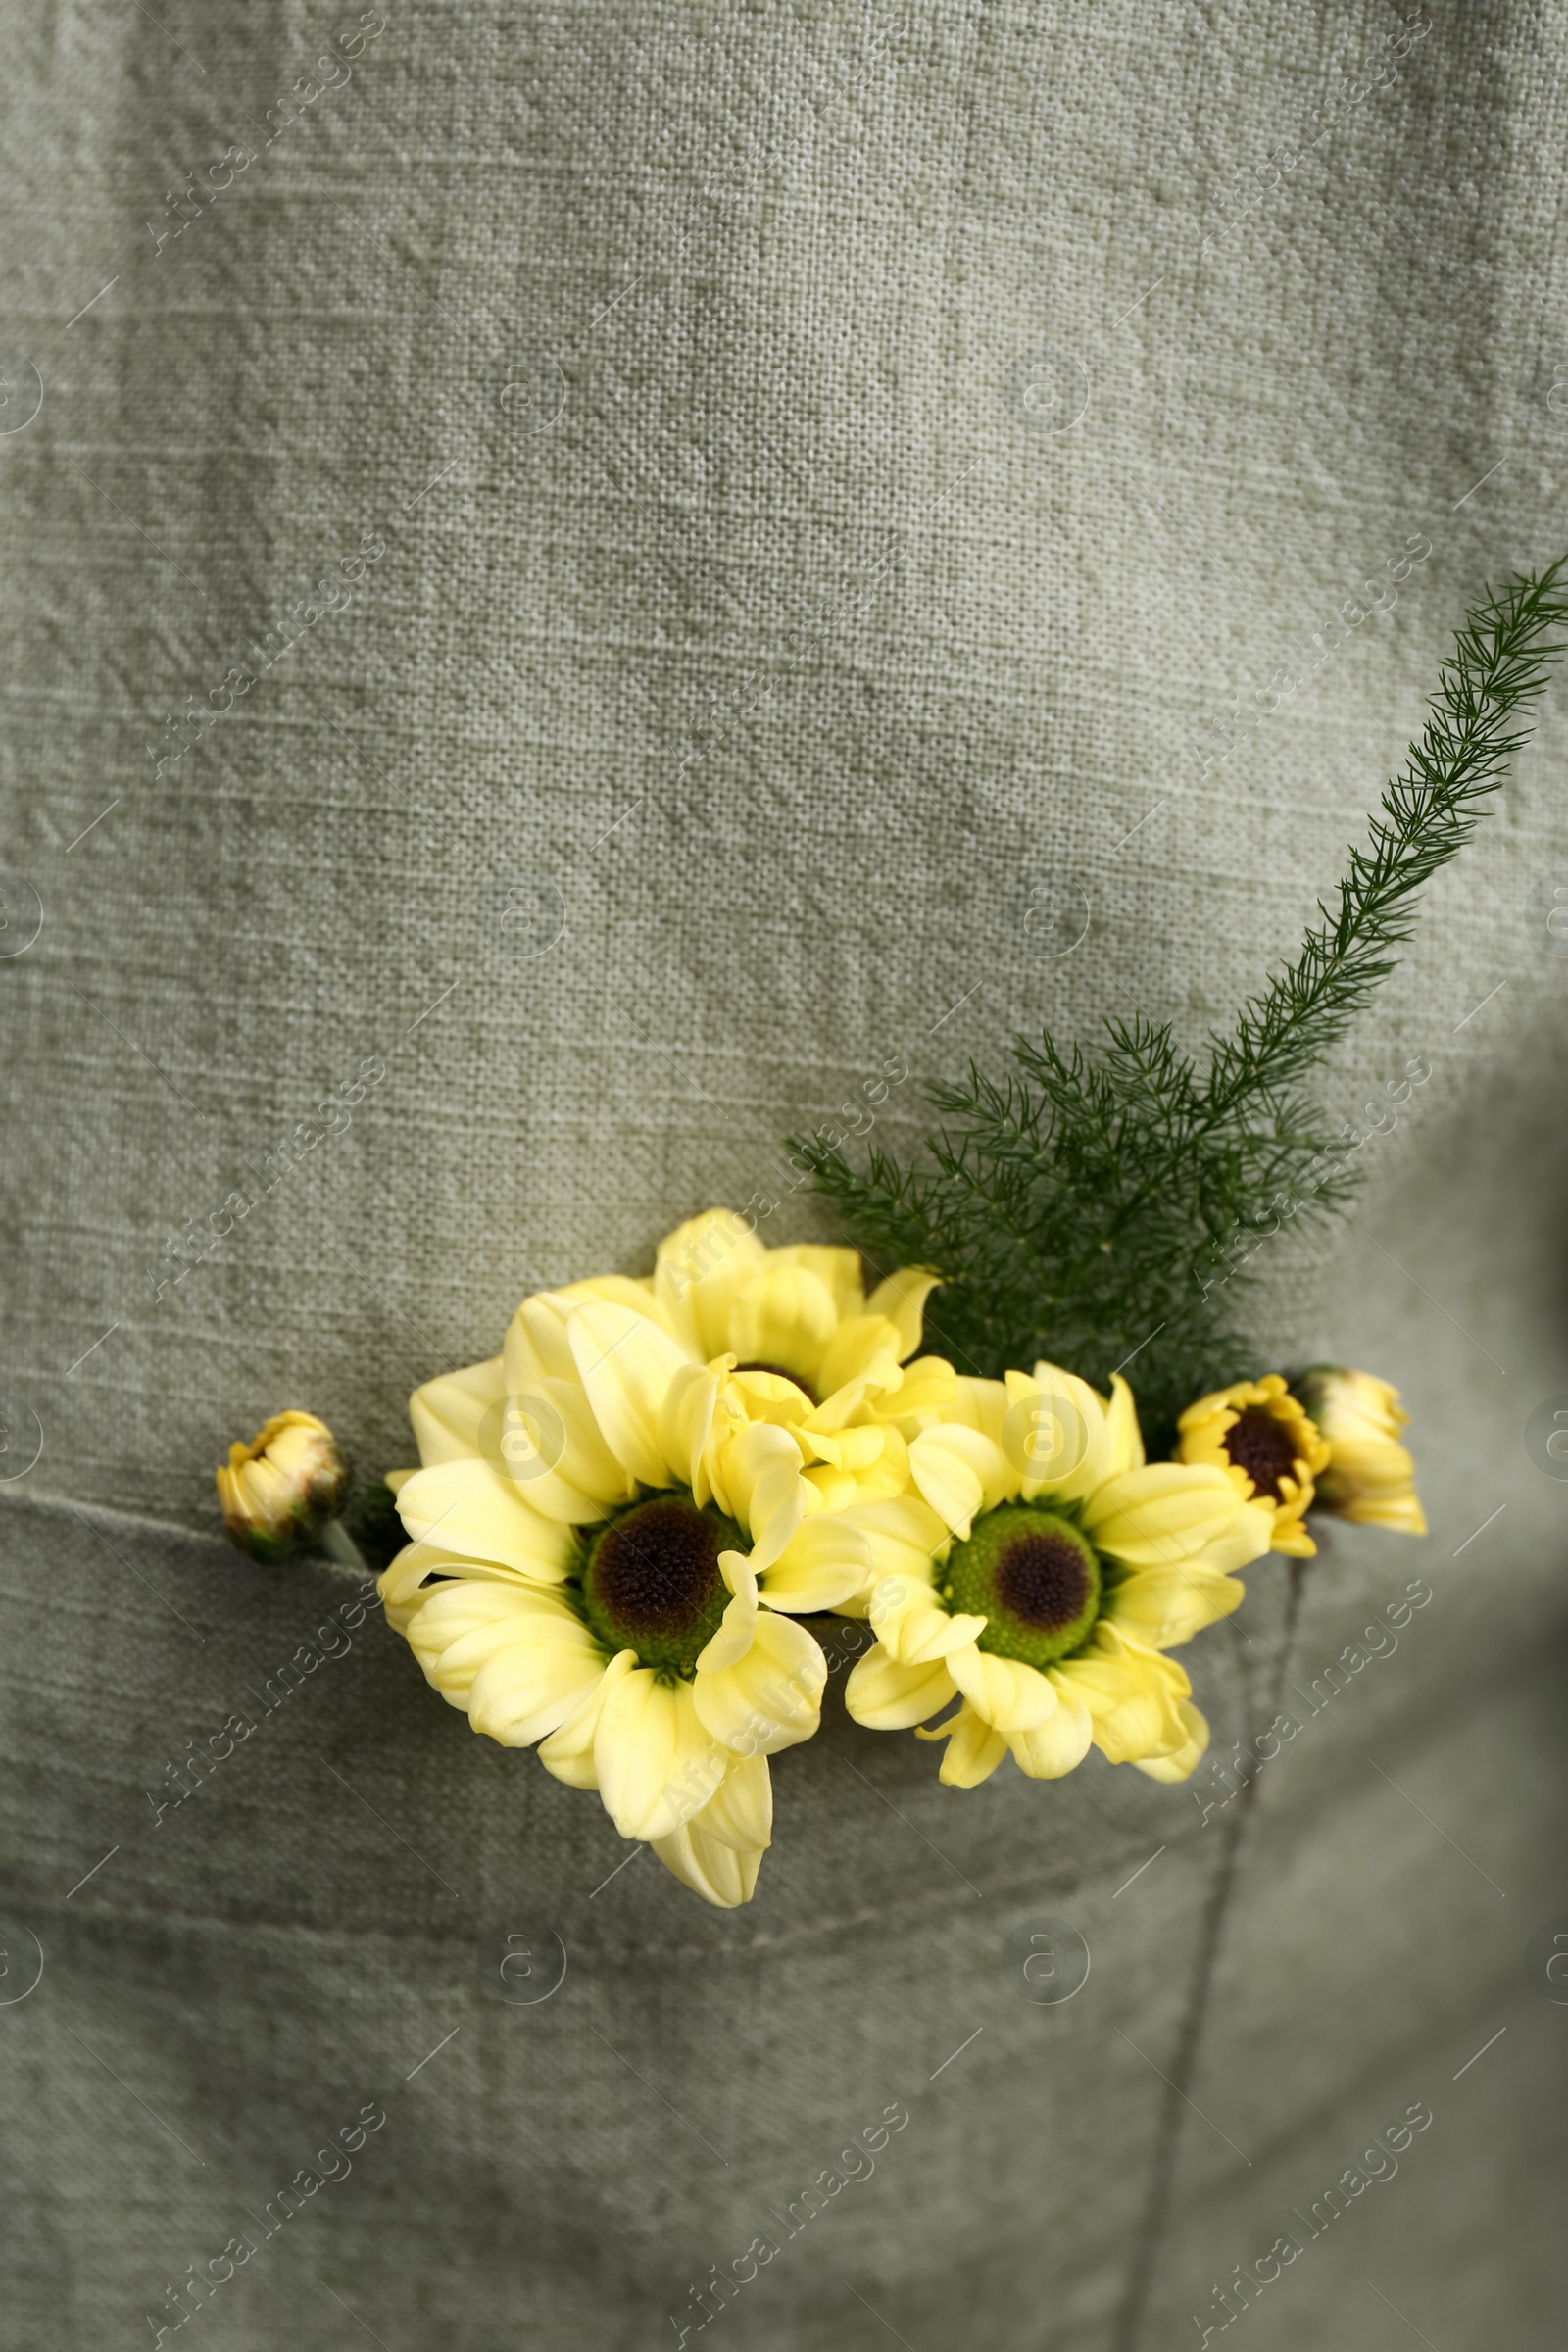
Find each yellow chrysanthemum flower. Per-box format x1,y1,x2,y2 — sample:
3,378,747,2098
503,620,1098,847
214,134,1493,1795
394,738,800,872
844,1366,1273,1788
1292,1365,1427,1534
1175,1373,1330,1557
379,1217,949,1907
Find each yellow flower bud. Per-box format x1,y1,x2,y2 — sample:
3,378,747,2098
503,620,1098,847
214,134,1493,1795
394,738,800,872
1292,1367,1427,1535
216,1411,351,1560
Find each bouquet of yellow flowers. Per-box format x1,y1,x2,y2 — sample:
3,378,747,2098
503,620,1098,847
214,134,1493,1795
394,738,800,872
219,564,1559,1906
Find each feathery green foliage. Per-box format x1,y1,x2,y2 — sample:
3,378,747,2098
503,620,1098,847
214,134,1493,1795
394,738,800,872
794,561,1567,1449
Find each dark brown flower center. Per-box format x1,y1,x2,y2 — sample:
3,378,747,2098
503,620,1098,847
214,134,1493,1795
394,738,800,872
1223,1406,1299,1503
579,1494,741,1675
995,1532,1096,1630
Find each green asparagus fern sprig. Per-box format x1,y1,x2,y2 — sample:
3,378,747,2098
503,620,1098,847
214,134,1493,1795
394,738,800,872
793,561,1567,1448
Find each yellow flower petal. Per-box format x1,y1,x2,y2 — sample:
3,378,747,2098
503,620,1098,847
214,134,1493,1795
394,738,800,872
845,1646,958,1729
699,1749,773,1851
398,1575,607,1748
1338,1486,1428,1535
402,1576,589,1699
502,1290,577,1389
1002,1364,1120,1501
768,1243,865,1319
568,1301,690,1489
909,1424,1016,1537
868,1577,987,1664
838,1494,950,1584
1103,1562,1246,1649
946,1647,1059,1734
728,1264,841,1386
1052,1636,1188,1764
409,1356,507,1467
714,1418,808,1566
1080,1462,1245,1567
1103,1373,1145,1475
917,1701,1008,1788
799,1367,890,1439
826,1423,912,1504
725,1367,813,1431
719,1547,760,1607
594,1671,727,1841
690,1547,760,1676
1096,1617,1193,1691
652,1754,773,1907
816,1316,905,1397
802,1461,861,1513
1131,1699,1210,1782
378,1542,564,1635
378,1543,444,1635
655,1360,723,1503
1008,1686,1095,1778
881,1354,959,1417
866,1265,942,1360
479,1377,635,1524
504,1277,662,1390
693,1609,826,1754
803,1420,887,1473
652,1822,764,1908
536,1650,639,1788
944,1376,1012,1441
395,1459,580,1580
1192,1499,1274,1573
758,1514,874,1613
466,1633,608,1747
654,1209,768,1360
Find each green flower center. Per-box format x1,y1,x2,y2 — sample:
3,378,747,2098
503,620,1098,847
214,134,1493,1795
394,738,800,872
1224,1407,1298,1503
943,1503,1102,1670
578,1494,742,1676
